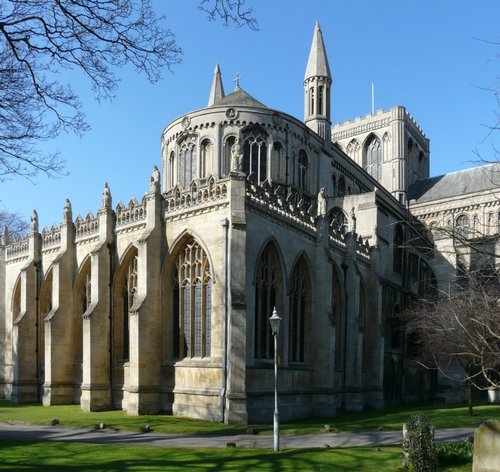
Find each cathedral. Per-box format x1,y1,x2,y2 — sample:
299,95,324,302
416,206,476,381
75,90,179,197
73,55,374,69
1,23,497,423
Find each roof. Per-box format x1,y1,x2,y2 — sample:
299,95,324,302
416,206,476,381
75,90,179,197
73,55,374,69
304,21,331,80
409,163,500,203
215,88,267,108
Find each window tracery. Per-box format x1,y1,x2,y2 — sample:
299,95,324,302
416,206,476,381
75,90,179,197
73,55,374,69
243,128,268,183
173,239,212,358
178,135,197,187
456,214,469,239
365,135,382,180
298,150,308,191
289,258,310,363
255,244,283,360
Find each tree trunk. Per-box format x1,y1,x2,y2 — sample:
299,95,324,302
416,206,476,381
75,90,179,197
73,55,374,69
467,377,473,417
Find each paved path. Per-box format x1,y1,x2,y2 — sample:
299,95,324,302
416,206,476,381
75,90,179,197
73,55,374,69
0,422,474,449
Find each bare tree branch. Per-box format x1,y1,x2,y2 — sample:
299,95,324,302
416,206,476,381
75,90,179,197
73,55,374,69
198,0,258,30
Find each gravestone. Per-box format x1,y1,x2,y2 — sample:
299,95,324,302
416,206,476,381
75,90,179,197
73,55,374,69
473,420,500,472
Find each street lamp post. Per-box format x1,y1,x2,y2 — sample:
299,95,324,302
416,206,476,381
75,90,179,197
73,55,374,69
269,307,282,452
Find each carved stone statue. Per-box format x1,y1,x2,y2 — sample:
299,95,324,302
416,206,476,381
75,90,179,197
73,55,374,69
317,187,327,217
63,198,72,222
351,207,357,233
101,182,112,210
150,164,161,192
30,210,39,233
230,140,243,172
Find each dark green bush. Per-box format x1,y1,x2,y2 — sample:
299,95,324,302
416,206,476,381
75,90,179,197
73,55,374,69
402,414,437,472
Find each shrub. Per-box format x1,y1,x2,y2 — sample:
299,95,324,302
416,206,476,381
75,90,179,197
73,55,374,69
402,414,437,472
435,442,473,467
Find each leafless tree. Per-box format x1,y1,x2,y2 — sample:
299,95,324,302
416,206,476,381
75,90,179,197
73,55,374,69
0,0,256,179
0,209,28,237
403,276,500,416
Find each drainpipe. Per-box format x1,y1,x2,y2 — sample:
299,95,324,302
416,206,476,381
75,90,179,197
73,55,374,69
34,260,41,403
220,218,229,423
107,242,115,408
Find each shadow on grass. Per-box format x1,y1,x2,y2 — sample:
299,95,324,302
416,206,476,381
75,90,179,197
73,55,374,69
0,438,405,472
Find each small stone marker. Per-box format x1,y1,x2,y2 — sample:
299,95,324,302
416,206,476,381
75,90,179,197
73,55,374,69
473,420,500,472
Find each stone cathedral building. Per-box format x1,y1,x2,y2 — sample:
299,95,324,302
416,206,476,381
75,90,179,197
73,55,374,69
1,23,497,423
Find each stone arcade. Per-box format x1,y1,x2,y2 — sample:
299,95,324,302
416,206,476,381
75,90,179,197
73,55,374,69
1,23,496,423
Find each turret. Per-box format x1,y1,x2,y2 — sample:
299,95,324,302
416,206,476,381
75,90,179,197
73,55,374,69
208,64,225,106
304,22,332,145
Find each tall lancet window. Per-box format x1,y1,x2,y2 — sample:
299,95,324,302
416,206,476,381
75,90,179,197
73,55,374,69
365,135,382,180
122,254,138,360
173,239,212,358
168,151,175,188
243,127,268,183
200,139,211,179
318,86,323,115
178,135,197,187
289,258,311,363
309,87,315,116
254,244,283,360
298,150,309,191
82,268,91,314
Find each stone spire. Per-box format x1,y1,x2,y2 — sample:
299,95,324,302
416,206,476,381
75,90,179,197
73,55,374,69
304,22,332,145
304,21,331,81
208,64,225,106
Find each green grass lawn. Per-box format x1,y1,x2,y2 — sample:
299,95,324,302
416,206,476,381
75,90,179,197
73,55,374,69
0,437,471,472
0,398,498,436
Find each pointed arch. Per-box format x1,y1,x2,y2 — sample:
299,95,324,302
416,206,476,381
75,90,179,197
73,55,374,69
297,150,309,191
346,139,361,165
254,241,285,360
200,137,213,179
364,134,382,180
166,236,213,359
242,125,268,183
288,254,311,363
113,245,139,362
272,141,284,182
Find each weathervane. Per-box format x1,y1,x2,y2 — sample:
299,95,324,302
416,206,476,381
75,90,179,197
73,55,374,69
233,72,243,90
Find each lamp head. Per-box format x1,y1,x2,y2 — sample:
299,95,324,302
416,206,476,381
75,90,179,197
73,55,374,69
269,307,281,335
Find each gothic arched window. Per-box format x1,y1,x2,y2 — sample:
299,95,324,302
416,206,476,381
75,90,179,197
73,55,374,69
272,142,284,182
178,136,197,187
243,128,268,183
81,264,91,314
173,239,212,358
298,150,308,191
255,244,283,360
456,214,469,239
121,254,138,360
309,87,315,116
289,258,311,363
393,224,404,274
168,151,175,188
329,207,347,232
338,176,346,197
365,135,382,180
200,139,212,179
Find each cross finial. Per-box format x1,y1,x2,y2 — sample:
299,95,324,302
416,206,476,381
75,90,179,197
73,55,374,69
233,72,243,90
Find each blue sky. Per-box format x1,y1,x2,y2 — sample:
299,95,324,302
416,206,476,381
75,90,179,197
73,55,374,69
1,0,499,228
